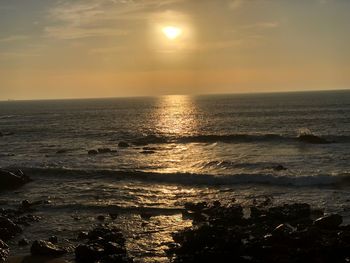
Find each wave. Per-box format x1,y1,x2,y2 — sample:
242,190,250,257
17,167,350,188
129,133,344,145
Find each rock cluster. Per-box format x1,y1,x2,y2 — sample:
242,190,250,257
75,225,133,263
0,199,41,261
168,201,350,262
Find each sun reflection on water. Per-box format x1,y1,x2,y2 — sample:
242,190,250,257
154,95,198,136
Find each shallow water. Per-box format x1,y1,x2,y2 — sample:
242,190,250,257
1,90,350,261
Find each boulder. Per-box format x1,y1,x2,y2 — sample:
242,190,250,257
0,169,31,190
313,214,343,229
31,240,67,257
0,239,9,261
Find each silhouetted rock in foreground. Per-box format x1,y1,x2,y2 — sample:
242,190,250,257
0,169,31,190
75,225,133,263
31,240,67,257
169,201,350,263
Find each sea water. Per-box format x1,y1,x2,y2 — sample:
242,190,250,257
0,90,350,261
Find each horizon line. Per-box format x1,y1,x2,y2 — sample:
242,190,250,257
1,88,349,102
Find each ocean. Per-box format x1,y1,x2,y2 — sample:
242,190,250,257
1,90,350,261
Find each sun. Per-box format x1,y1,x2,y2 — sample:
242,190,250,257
162,26,182,40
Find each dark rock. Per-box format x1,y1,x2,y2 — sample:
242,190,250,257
314,214,343,229
98,148,112,154
109,213,119,220
0,239,9,261
272,223,294,237
169,201,350,263
48,235,58,244
15,214,41,226
75,244,103,263
0,169,31,190
77,231,89,240
21,199,32,211
88,150,98,155
273,165,287,171
0,216,22,240
97,215,105,221
267,203,311,221
118,141,129,148
18,238,29,246
31,240,66,257
298,134,330,144
56,149,67,154
104,241,126,255
75,225,132,263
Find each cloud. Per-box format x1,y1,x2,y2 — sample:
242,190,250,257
45,0,184,39
0,35,29,43
228,0,243,10
241,21,280,29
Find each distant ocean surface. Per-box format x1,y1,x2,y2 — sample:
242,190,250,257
1,90,350,261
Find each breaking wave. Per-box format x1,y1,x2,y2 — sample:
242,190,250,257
19,167,350,188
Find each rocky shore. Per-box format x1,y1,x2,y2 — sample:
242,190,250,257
168,201,350,262
1,170,350,262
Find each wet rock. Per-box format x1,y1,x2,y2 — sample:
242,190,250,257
273,165,287,171
31,240,67,257
272,223,294,237
88,150,98,155
18,238,29,246
48,236,58,244
0,169,31,190
56,149,68,154
75,244,104,263
75,226,132,263
15,214,41,226
0,239,9,261
77,231,89,240
118,141,129,148
104,241,126,255
97,215,105,221
0,216,22,240
298,134,330,144
169,201,350,263
20,199,32,211
267,203,311,222
109,213,118,220
98,148,112,154
314,214,343,229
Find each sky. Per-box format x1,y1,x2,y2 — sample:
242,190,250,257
0,0,349,100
